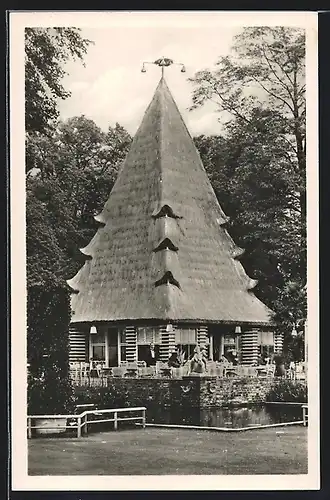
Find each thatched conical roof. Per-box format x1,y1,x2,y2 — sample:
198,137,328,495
68,77,272,326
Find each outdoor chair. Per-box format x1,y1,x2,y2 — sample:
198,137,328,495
156,361,172,378
214,365,226,377
295,364,306,380
125,362,138,377
267,365,276,377
247,366,258,377
256,366,268,377
182,362,190,376
112,366,127,377
80,362,90,377
205,361,217,375
256,364,275,377
225,366,238,378
138,366,156,377
171,367,184,379
155,361,165,374
207,365,218,376
69,362,81,380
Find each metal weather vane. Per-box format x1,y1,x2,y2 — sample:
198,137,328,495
141,57,186,77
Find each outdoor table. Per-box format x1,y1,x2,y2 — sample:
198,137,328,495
225,367,238,377
102,368,113,377
256,366,268,376
160,367,172,378
125,368,138,377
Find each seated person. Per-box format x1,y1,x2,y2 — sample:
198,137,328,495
219,354,230,365
257,354,265,365
168,348,181,368
226,349,238,365
190,346,207,373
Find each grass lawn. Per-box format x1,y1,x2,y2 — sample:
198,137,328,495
28,425,307,475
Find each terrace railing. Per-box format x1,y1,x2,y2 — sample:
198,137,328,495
67,361,301,387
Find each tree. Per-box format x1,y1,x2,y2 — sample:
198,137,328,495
190,27,306,345
25,29,95,415
26,115,132,286
27,284,75,415
25,27,92,134
190,27,305,243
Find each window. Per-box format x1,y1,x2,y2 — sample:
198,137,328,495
92,345,105,361
137,327,161,345
258,332,274,360
259,331,274,345
175,328,197,361
259,344,274,358
120,330,126,362
223,334,236,355
223,334,239,362
91,333,106,361
175,328,197,345
137,327,161,363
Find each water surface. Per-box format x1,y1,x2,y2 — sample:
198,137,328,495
146,403,303,428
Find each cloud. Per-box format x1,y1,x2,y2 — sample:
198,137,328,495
58,24,239,135
69,81,89,92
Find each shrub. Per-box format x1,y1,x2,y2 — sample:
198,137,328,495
27,283,76,414
74,386,127,410
266,379,307,403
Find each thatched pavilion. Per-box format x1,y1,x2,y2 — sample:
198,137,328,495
67,73,282,367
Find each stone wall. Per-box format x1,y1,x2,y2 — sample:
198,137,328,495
74,376,305,409
197,376,274,407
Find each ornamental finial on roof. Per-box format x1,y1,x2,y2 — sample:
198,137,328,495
141,57,186,77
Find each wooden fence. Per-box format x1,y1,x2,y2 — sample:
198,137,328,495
27,406,146,438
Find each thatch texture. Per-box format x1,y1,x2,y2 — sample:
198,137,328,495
68,77,272,326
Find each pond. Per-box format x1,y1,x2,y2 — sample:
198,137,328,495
146,403,303,428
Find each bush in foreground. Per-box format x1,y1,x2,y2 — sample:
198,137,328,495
266,379,307,403
27,283,76,415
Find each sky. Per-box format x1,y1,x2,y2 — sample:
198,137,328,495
54,10,314,138
57,25,239,137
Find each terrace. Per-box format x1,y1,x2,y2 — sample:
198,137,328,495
69,360,306,386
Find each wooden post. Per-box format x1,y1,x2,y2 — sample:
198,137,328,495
105,327,109,368
85,413,88,435
27,417,32,439
142,408,146,429
114,411,118,430
209,333,214,361
304,319,308,378
303,405,308,426
219,334,224,357
77,416,82,438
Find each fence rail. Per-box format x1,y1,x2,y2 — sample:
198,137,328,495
27,406,147,439
302,404,308,426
